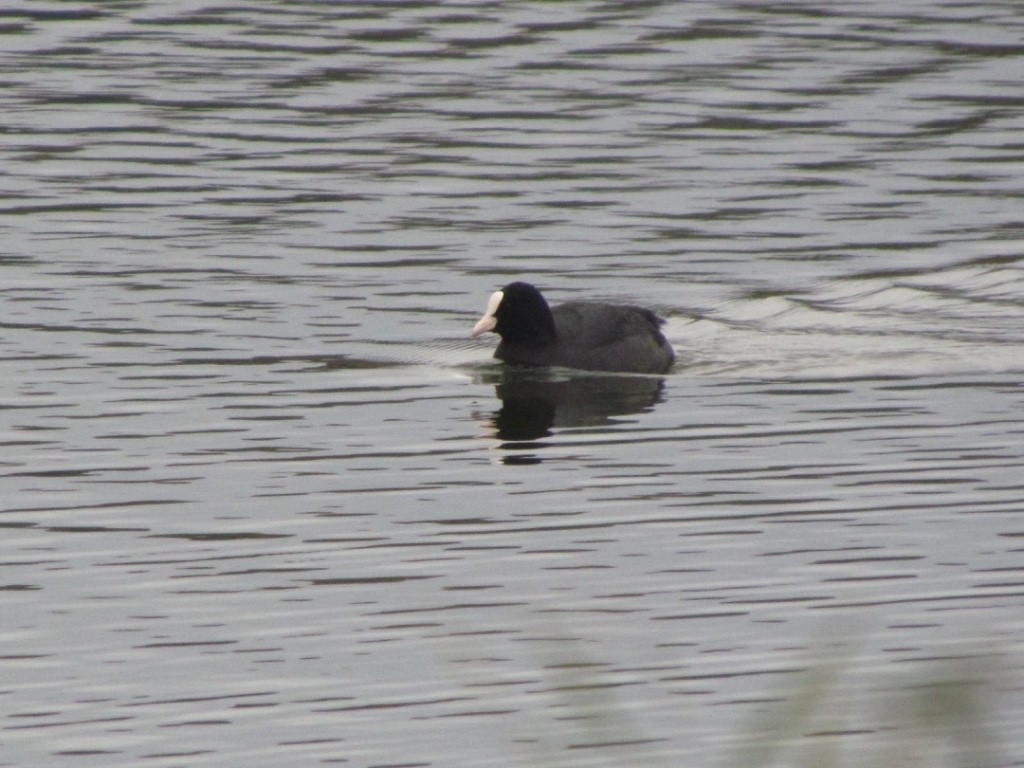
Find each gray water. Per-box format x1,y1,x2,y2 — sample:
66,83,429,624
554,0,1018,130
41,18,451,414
2,2,1024,767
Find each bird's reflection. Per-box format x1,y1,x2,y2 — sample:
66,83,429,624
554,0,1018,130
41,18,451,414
476,367,666,455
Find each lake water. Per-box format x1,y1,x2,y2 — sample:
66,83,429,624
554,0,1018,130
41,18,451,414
2,2,1023,767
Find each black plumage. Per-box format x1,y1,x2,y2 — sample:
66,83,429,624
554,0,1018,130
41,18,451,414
472,282,674,374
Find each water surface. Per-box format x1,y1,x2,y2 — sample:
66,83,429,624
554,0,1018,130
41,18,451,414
2,2,1023,767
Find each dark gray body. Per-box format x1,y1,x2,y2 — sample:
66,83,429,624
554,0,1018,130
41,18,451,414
495,301,674,374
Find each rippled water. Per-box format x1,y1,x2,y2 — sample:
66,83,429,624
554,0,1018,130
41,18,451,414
2,2,1024,767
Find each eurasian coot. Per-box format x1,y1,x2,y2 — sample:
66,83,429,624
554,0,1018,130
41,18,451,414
471,282,674,374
